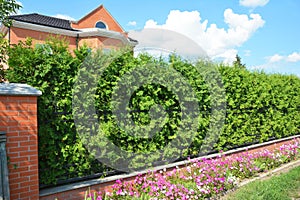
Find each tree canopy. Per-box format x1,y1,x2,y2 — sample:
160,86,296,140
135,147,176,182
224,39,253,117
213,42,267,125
233,54,246,69
0,0,22,82
0,0,22,26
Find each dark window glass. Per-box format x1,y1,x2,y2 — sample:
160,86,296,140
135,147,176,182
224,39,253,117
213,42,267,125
95,21,107,29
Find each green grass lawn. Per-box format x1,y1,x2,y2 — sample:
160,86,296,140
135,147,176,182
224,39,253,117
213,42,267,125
224,166,300,200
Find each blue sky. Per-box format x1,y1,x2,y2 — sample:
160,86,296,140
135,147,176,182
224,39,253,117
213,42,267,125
17,0,300,76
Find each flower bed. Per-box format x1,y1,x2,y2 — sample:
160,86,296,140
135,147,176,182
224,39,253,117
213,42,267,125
84,139,300,200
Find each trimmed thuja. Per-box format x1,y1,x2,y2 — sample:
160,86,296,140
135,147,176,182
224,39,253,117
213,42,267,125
6,37,300,184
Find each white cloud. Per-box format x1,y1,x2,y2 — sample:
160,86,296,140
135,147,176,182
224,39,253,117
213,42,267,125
53,14,75,21
251,52,300,73
214,49,238,64
287,52,300,62
127,21,137,26
145,19,158,27
266,52,300,63
239,0,269,8
250,61,300,76
268,54,284,63
130,28,208,60
138,9,265,64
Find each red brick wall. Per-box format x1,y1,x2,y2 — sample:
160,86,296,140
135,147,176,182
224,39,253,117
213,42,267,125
0,95,39,200
9,26,126,53
10,27,78,52
71,5,124,33
78,36,124,50
40,136,299,200
40,181,116,200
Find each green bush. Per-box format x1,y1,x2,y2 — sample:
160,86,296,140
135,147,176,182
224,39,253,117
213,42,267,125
7,37,103,184
218,67,300,150
6,37,300,185
0,33,9,82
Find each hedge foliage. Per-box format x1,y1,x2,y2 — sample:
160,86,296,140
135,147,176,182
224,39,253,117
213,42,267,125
7,38,103,184
6,37,300,185
218,66,300,149
0,33,9,82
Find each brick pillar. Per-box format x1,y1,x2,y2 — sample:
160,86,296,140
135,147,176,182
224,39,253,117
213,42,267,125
0,83,42,200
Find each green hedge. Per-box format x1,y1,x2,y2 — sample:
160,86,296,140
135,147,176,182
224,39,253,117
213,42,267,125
218,66,300,150
6,38,300,185
0,33,9,82
7,38,103,184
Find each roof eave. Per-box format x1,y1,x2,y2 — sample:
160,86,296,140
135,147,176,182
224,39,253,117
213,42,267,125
12,20,79,37
11,21,138,47
78,28,137,46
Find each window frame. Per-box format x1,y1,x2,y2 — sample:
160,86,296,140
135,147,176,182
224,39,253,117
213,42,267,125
95,21,108,30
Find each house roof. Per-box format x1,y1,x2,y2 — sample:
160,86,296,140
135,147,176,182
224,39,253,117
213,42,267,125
128,37,138,43
72,4,125,33
6,8,138,46
9,13,77,31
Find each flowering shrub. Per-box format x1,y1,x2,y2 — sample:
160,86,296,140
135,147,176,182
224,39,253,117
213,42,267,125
84,139,300,200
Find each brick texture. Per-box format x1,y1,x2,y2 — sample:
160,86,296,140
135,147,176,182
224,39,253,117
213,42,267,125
8,5,128,53
39,136,299,200
9,27,78,52
0,95,39,200
0,94,298,200
71,5,124,33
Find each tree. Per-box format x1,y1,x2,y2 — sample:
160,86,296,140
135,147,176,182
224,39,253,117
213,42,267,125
233,54,246,69
0,34,9,82
0,0,22,82
0,0,22,26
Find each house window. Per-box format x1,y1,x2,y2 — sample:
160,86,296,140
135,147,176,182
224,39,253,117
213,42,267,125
95,21,108,29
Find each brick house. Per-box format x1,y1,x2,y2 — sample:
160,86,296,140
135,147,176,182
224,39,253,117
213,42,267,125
0,4,138,51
